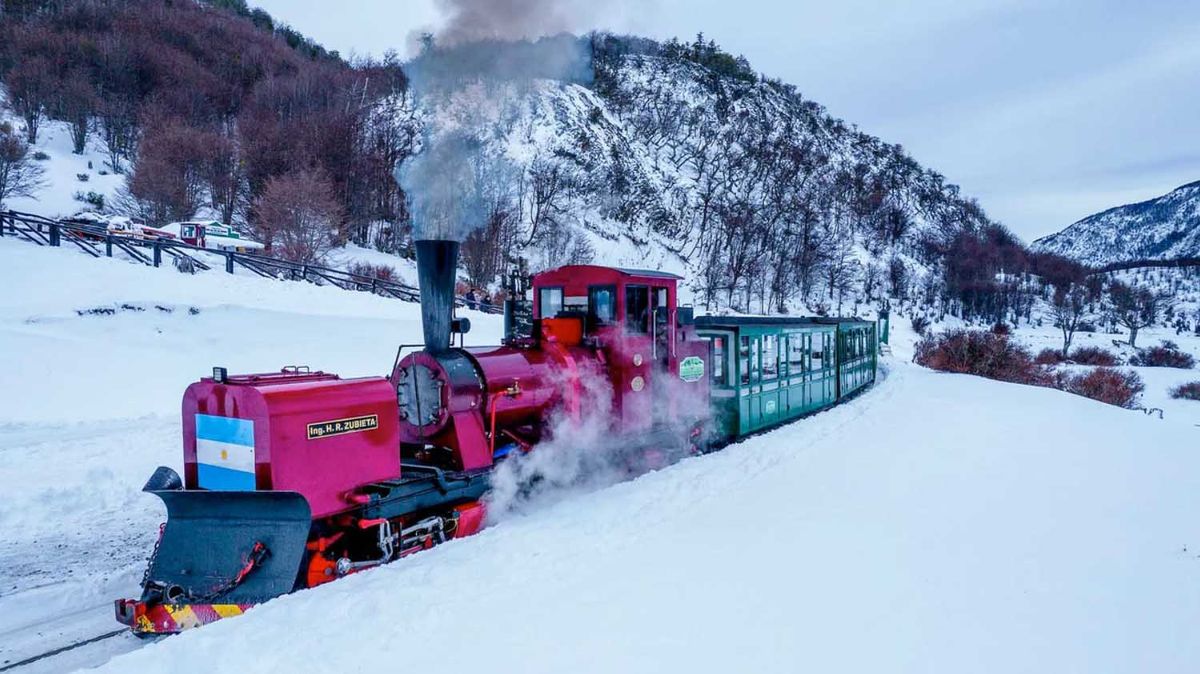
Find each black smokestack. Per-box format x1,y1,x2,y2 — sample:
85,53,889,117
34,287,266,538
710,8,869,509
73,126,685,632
416,239,460,353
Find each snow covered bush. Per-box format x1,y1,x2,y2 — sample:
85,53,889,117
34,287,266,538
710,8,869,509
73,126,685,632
911,316,930,337
1058,368,1145,409
1034,348,1065,365
1169,382,1200,401
914,329,1047,386
1129,341,1195,369
1070,346,1120,366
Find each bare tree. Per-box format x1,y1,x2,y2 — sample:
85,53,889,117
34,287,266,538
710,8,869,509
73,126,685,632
204,128,246,225
127,121,216,225
100,97,138,174
56,70,98,155
253,169,344,263
0,123,46,208
1108,280,1172,349
521,156,567,246
5,57,52,144
1051,283,1090,357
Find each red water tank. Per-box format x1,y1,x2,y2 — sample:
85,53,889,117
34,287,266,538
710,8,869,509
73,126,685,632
182,369,401,518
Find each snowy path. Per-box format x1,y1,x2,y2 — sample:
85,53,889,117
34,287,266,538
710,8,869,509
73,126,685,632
90,363,1200,674
0,419,171,671
0,239,503,671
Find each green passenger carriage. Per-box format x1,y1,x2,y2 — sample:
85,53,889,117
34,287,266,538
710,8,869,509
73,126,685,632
695,316,878,441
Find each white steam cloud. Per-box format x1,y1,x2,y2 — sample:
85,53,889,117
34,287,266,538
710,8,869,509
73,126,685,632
433,0,599,47
485,359,713,521
396,1,598,241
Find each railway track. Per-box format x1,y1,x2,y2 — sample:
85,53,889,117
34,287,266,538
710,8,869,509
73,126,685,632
0,629,128,673
0,594,145,674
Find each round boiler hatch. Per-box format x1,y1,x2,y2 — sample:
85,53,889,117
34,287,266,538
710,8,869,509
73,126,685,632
396,362,443,427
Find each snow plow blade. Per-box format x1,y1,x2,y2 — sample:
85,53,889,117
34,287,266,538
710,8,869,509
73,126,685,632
116,487,312,634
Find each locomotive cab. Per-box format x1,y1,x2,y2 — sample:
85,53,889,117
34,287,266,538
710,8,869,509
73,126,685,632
531,266,709,437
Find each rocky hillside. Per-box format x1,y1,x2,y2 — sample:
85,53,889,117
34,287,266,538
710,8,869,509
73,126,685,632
404,36,994,312
0,5,1000,314
1032,181,1200,265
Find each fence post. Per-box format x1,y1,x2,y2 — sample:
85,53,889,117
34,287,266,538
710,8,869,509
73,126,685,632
49,223,60,246
225,251,234,274
300,264,308,281
153,241,162,267
371,278,378,295
0,213,5,237
105,234,113,257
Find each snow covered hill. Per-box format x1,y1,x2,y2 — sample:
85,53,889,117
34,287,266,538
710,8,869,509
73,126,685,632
91,362,1200,674
1032,180,1200,265
3,33,995,316
404,39,989,311
2,238,1199,672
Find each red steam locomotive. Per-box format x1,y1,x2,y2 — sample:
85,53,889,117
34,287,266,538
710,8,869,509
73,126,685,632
115,239,711,634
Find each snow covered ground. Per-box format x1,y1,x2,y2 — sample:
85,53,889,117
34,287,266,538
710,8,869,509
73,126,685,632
0,114,125,220
0,237,502,670
2,235,1199,672
1008,323,1200,426
90,362,1200,674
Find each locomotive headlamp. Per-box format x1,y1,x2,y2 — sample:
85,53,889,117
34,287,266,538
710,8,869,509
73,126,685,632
213,366,227,383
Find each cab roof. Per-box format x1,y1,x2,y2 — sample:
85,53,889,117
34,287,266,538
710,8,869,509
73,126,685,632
533,265,682,283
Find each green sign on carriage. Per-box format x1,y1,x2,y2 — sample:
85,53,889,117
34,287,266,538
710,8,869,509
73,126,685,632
679,356,705,383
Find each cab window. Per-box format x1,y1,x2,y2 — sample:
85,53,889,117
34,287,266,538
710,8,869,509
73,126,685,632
588,285,616,328
625,285,650,334
539,287,563,319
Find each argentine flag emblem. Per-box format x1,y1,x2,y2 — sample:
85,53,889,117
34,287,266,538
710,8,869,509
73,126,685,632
196,414,256,491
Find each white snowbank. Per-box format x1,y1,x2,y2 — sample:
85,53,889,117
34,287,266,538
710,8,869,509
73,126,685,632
95,363,1200,674
0,238,503,424
0,235,504,669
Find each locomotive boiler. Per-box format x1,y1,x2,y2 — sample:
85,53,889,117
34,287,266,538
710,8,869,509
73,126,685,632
115,239,712,634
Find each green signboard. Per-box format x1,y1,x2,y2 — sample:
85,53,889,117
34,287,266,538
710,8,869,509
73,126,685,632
679,356,705,383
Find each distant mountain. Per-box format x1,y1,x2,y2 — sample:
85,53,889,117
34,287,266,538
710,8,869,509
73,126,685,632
1032,181,1200,265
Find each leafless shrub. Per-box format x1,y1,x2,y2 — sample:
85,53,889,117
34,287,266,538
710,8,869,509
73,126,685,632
914,329,1048,386
1130,341,1195,369
1058,368,1144,409
252,169,344,263
0,123,46,208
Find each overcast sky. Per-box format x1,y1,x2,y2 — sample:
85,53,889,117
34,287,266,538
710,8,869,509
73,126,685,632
254,0,1200,242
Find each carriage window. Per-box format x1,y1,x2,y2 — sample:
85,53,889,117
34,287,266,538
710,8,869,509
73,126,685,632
539,287,563,318
182,224,195,238
710,336,727,386
625,285,650,334
762,335,778,380
739,336,751,385
588,285,616,327
788,334,807,373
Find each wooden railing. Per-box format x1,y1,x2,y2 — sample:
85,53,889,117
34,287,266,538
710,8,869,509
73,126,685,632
0,210,503,313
